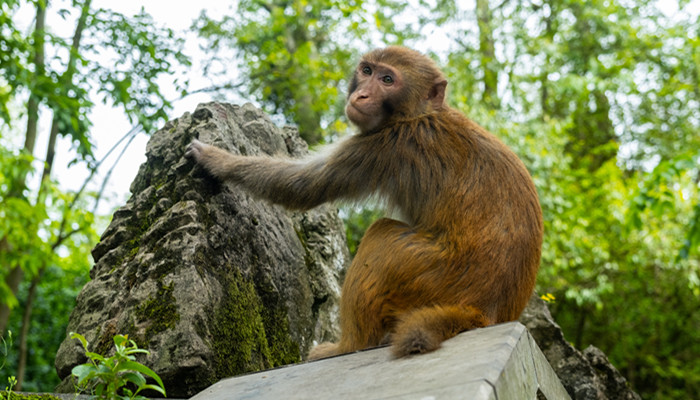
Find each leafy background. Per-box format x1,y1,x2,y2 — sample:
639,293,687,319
1,1,698,399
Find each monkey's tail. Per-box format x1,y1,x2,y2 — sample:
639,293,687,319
391,304,489,358
308,342,341,361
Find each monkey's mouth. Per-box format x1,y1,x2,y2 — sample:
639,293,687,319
347,103,368,115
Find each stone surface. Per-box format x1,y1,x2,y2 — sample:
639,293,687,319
191,322,571,400
54,102,349,398
520,295,641,400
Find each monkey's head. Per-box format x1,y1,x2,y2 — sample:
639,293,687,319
346,46,448,134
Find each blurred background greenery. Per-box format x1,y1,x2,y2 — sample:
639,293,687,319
1,1,698,398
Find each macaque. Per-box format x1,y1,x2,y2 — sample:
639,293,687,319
185,46,543,359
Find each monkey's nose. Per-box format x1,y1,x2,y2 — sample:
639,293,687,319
352,90,370,101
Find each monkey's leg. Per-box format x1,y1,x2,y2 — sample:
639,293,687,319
309,218,454,360
308,218,414,360
390,304,489,358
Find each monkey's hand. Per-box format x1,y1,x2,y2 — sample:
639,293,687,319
185,139,207,162
185,139,237,180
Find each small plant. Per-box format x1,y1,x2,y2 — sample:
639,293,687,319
1,376,16,400
71,332,166,400
0,330,16,400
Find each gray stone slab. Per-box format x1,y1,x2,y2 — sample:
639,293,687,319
525,332,573,400
190,322,570,400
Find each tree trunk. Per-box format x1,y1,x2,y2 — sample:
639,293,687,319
540,1,554,120
41,0,91,185
0,253,22,335
0,0,47,337
15,270,43,391
14,0,94,381
23,0,46,157
476,0,500,109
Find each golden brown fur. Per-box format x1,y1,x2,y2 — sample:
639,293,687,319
186,46,543,359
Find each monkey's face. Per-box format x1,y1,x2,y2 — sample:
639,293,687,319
346,60,405,134
347,47,449,134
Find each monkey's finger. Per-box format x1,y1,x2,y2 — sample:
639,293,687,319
185,140,203,159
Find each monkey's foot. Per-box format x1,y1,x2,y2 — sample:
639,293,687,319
308,342,341,360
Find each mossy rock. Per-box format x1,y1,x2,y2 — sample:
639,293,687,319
55,103,348,398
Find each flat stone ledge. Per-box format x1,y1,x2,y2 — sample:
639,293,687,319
191,322,571,400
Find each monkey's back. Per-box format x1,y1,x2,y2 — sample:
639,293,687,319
374,109,544,322
448,110,543,322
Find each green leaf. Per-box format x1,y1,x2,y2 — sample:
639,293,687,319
85,351,107,364
122,371,146,388
71,364,96,385
115,361,165,389
139,383,167,396
70,332,88,350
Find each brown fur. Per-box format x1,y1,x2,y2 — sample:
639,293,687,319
186,46,543,360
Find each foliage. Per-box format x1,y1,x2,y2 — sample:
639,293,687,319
86,7,191,134
0,133,97,390
194,0,358,143
0,144,49,309
0,0,190,393
194,0,418,144
1,265,91,391
71,333,166,400
342,207,383,256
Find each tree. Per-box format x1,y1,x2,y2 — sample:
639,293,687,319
194,0,419,145
0,0,189,390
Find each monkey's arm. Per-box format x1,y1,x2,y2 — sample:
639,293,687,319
185,139,372,210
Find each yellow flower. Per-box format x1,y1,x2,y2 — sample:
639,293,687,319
540,293,556,303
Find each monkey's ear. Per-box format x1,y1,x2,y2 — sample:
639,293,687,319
428,79,448,110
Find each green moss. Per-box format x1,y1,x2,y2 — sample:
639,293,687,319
1,393,61,400
128,244,140,259
135,279,180,343
94,321,118,357
108,235,141,275
259,305,301,366
295,226,316,272
210,267,300,379
211,268,271,378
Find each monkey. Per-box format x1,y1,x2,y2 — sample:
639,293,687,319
185,46,543,359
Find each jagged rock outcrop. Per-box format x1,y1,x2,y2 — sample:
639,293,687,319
54,102,348,398
520,295,641,400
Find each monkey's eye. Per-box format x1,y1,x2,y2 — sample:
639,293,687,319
382,75,394,84
362,66,372,75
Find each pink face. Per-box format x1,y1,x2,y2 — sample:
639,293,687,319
345,61,404,133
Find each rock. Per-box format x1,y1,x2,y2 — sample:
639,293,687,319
54,102,348,398
520,295,641,400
